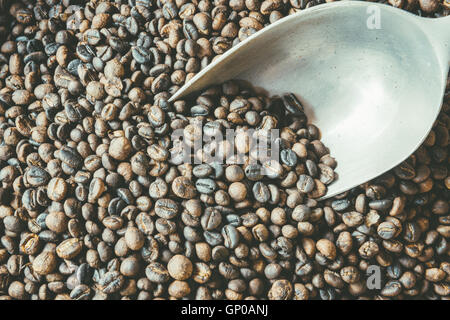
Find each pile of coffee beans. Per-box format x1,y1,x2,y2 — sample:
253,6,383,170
0,0,448,300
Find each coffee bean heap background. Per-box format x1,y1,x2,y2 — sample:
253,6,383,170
0,0,448,300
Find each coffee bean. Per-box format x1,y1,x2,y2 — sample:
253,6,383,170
195,178,217,194
109,137,132,161
297,174,315,193
201,207,222,231
25,166,50,187
100,271,124,294
33,251,57,275
268,280,293,300
222,225,239,249
70,284,91,300
381,280,402,297
204,231,224,247
193,164,213,178
252,181,270,203
228,182,247,202
168,255,193,280
319,164,335,184
125,226,145,251
226,165,245,182
331,199,351,212
281,93,304,115
145,262,170,283
56,238,83,259
155,199,179,219
281,149,298,167
369,199,393,211
316,239,337,260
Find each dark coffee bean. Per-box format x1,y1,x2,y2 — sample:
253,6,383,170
25,166,50,187
297,175,315,193
183,20,199,40
76,263,93,285
252,181,270,203
172,176,197,199
203,231,223,247
305,160,318,177
132,46,152,64
394,161,416,179
57,146,83,168
318,164,335,184
403,222,422,243
155,199,179,219
281,149,298,167
195,178,217,194
222,225,239,249
76,44,96,63
331,199,350,212
193,164,214,178
244,163,263,181
99,271,124,294
368,199,393,211
281,93,304,115
191,104,210,116
209,162,224,179
70,284,91,300
377,222,397,240
109,36,129,53
201,207,222,231
381,280,402,297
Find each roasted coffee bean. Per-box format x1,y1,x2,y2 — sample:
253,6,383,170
125,227,145,251
331,199,351,212
377,222,398,240
319,164,335,184
57,146,83,169
155,199,179,219
168,255,193,281
70,284,91,300
56,238,83,260
24,166,50,187
172,176,197,199
195,178,217,194
252,182,270,203
268,279,293,300
204,231,223,247
244,163,263,181
145,262,170,283
281,149,298,167
222,225,240,249
109,137,132,161
297,175,315,193
32,251,57,275
149,178,168,199
201,208,222,231
369,199,393,211
100,271,124,294
193,164,214,178
281,93,304,115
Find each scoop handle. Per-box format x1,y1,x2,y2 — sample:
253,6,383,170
419,15,450,72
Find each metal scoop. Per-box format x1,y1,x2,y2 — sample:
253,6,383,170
169,2,450,199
